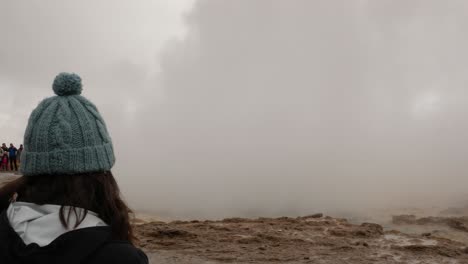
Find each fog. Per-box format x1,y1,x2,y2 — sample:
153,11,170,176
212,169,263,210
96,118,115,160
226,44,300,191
2,0,468,219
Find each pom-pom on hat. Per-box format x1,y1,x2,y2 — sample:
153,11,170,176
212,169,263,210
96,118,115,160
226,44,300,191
52,72,83,96
20,73,115,176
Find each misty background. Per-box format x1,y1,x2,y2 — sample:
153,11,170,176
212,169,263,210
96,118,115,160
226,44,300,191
1,0,468,219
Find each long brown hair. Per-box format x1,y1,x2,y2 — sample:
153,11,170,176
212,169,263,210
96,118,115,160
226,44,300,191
0,171,135,243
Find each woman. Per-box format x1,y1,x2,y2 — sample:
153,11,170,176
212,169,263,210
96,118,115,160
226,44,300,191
0,73,148,264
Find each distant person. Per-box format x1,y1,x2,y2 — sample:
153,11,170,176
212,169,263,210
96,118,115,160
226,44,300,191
1,151,8,171
8,144,17,171
17,144,23,164
0,73,148,263
1,143,8,169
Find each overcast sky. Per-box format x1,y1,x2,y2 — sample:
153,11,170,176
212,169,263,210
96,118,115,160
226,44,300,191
0,0,194,143
2,0,468,219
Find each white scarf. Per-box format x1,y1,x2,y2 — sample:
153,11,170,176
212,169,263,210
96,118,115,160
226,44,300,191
7,202,107,247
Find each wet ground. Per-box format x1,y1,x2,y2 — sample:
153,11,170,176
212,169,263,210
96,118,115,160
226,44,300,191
135,213,468,264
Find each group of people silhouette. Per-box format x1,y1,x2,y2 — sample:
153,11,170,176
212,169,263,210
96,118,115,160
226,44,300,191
0,143,23,172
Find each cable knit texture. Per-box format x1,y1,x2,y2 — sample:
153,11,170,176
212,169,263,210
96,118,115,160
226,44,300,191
20,73,115,176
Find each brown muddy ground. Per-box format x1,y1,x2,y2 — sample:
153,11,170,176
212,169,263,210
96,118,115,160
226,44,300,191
135,214,468,264
2,175,468,263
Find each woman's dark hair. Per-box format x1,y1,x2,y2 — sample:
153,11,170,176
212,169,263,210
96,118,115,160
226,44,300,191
0,172,135,243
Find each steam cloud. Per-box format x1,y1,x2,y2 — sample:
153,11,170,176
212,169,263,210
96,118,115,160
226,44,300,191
2,0,468,219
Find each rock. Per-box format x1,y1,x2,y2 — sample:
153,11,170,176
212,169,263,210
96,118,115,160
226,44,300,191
222,217,247,223
149,228,197,238
328,228,348,237
392,215,417,225
446,219,468,232
395,215,468,232
357,223,384,237
304,213,323,219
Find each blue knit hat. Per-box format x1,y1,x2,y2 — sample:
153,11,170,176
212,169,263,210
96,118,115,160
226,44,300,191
20,73,115,176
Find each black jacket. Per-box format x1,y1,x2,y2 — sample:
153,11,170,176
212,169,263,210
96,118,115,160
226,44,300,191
0,212,148,264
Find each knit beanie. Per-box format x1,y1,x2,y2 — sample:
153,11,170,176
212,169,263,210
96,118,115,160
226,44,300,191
20,73,115,176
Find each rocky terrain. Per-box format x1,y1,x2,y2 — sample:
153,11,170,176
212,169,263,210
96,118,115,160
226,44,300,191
2,174,468,263
136,213,468,264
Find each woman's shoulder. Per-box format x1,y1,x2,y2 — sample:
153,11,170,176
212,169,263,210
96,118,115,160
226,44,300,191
87,240,148,264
